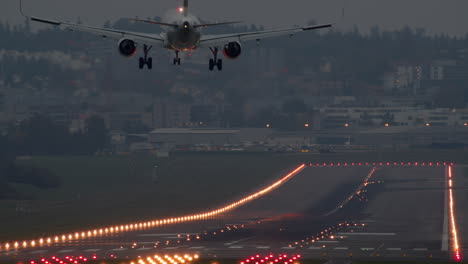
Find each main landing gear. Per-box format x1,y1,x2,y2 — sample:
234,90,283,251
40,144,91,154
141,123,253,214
209,47,222,71
173,51,181,65
139,44,153,70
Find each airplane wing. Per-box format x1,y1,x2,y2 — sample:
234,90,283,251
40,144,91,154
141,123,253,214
28,17,165,45
199,24,332,47
19,0,164,46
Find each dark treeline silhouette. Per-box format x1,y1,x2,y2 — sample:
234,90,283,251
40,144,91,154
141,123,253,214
6,114,109,156
0,114,110,198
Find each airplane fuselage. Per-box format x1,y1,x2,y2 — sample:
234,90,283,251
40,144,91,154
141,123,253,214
165,21,201,51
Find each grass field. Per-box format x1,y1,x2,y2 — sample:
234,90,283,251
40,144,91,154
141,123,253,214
0,150,465,242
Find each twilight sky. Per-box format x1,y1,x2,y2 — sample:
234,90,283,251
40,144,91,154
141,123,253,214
1,0,467,36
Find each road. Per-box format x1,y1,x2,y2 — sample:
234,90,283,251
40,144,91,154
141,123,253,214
0,163,462,263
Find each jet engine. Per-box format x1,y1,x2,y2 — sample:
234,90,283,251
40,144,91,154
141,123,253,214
118,39,137,57
223,42,242,59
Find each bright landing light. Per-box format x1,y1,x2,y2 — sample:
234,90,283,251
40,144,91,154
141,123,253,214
448,165,462,262
2,164,306,250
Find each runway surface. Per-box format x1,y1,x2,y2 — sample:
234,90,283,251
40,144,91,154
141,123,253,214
0,163,463,263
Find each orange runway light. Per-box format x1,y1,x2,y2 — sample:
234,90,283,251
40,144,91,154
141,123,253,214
1,165,306,250
448,166,462,262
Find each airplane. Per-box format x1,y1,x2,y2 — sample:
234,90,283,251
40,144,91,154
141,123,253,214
19,0,332,71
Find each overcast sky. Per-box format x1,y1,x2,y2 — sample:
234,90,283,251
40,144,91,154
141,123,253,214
2,0,468,36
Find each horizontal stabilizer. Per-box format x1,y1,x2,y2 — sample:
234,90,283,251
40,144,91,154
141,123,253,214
129,18,178,27
193,21,243,28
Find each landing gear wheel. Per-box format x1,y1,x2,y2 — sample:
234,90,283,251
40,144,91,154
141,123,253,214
139,44,153,70
139,57,145,69
147,58,153,70
177,58,181,65
209,59,215,71
209,47,223,71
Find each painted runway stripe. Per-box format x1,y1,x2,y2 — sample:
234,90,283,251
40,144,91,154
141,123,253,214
136,248,152,251
336,232,395,236
225,237,253,246
189,246,205,249
334,247,348,250
57,249,75,253
165,247,179,250
386,248,401,251
84,249,102,252
281,247,295,249
29,250,48,254
228,246,243,249
110,248,127,251
256,246,271,249
308,247,322,250
360,248,375,251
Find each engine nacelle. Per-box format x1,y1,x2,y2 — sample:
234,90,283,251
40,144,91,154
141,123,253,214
223,42,242,59
118,39,137,57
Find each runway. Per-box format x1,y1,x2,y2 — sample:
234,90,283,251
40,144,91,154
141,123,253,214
0,162,462,263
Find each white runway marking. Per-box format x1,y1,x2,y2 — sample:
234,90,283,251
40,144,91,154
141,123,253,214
386,248,401,251
136,248,152,251
336,232,395,236
225,237,253,246
281,247,295,249
84,249,101,252
308,247,322,250
256,246,270,249
165,247,179,250
360,248,374,251
29,250,48,254
334,247,348,250
57,249,75,253
110,248,127,251
442,166,449,251
413,248,428,251
228,246,243,249
189,246,205,249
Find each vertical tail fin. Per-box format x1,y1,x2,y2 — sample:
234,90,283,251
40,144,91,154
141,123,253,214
183,0,188,16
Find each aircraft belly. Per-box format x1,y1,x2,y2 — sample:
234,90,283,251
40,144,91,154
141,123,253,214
167,31,200,51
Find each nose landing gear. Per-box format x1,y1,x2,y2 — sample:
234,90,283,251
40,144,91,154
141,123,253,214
173,51,181,65
209,47,222,71
139,44,153,70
